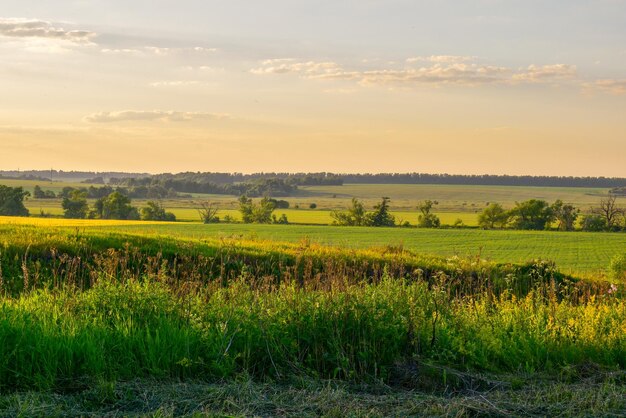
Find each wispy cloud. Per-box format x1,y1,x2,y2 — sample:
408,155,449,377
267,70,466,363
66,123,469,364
101,45,217,56
587,79,626,95
250,58,342,75
251,57,588,89
84,110,231,123
512,64,577,83
149,80,203,87
0,18,95,43
406,55,477,64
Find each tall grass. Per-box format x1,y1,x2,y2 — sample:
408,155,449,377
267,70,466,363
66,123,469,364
1,275,624,392
0,224,624,393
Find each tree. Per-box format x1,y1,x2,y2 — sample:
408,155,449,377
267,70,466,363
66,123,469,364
592,195,624,231
33,185,44,199
62,190,89,219
268,198,289,209
92,191,139,220
0,185,30,217
331,198,367,226
551,200,579,231
141,201,176,221
272,213,289,224
417,200,440,228
477,203,509,229
238,196,275,224
366,197,396,227
580,214,607,232
509,199,554,230
198,201,220,223
33,185,56,199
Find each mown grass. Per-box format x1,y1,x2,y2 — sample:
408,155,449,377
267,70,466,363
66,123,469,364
2,375,625,417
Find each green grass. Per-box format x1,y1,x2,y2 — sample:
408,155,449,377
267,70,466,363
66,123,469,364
80,222,626,275
298,183,613,211
0,222,624,416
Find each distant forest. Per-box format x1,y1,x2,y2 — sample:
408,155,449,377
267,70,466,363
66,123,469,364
2,170,626,189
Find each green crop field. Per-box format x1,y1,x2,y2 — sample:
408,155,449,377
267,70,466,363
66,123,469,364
90,224,626,276
2,216,625,275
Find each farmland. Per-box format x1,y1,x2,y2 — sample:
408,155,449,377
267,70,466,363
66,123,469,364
1,180,625,416
8,178,618,227
2,216,625,276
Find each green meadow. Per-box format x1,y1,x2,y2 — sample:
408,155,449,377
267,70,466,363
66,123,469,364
1,181,625,416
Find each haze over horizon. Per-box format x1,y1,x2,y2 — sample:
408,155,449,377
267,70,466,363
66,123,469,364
1,1,625,176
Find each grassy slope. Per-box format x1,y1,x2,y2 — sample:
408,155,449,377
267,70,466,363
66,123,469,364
0,221,624,416
2,216,625,274
94,223,626,275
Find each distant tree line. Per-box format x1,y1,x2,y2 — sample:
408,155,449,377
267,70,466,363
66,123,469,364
338,173,626,188
60,190,176,221
478,196,626,232
0,170,149,182
329,195,626,232
52,185,179,200
110,176,300,197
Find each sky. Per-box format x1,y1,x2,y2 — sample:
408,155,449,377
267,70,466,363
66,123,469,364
1,0,625,176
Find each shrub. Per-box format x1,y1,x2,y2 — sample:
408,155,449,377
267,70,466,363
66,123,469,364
608,254,626,282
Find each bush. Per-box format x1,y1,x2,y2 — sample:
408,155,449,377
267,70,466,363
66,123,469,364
608,254,626,282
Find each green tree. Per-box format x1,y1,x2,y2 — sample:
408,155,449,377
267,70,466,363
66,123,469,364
366,197,396,227
272,213,289,224
331,198,367,226
551,200,579,231
92,191,139,220
580,214,607,232
0,185,30,217
62,190,89,219
238,196,275,224
141,201,176,221
478,203,509,229
509,199,554,230
33,185,45,199
417,200,440,228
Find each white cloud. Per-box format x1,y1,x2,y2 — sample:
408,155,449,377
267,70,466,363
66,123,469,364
251,57,587,89
512,64,577,83
319,64,511,86
0,18,95,43
84,110,231,123
250,59,342,75
101,46,218,57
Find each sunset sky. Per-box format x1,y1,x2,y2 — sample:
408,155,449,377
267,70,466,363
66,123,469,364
1,1,625,176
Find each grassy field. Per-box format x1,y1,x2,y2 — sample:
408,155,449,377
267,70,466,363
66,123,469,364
2,181,625,416
1,216,625,276
0,223,624,416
